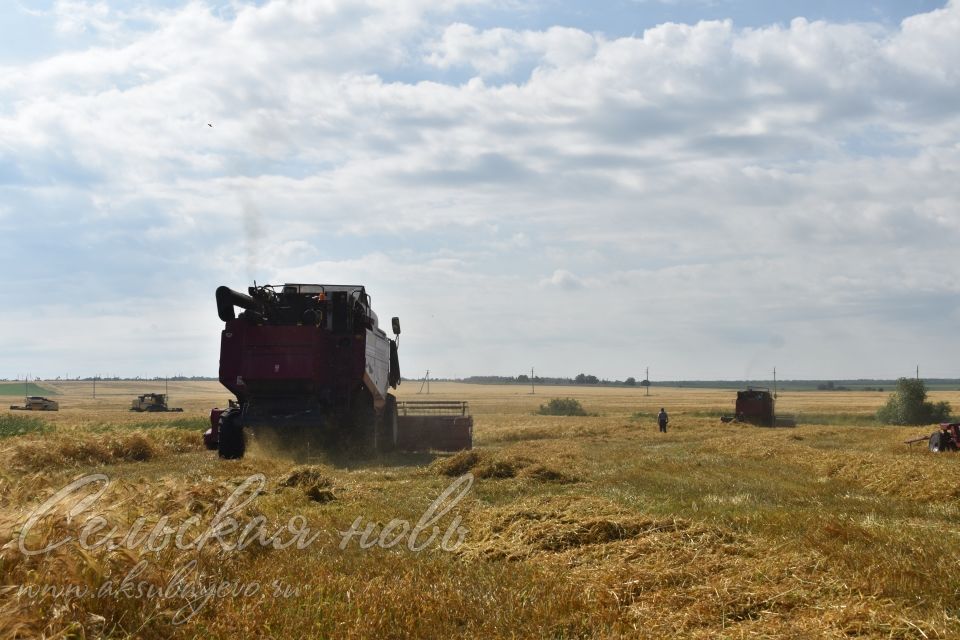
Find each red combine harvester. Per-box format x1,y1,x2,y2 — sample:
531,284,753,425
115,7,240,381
204,283,472,459
720,388,796,427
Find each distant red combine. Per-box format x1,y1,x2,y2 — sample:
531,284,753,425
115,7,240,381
720,388,796,427
203,282,472,459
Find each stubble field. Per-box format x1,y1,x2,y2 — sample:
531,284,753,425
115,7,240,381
1,380,959,639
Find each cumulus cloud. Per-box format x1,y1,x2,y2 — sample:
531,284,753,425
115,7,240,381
541,269,585,290
1,0,959,379
424,23,597,76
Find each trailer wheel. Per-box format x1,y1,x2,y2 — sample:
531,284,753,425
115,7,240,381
929,431,946,453
218,409,245,459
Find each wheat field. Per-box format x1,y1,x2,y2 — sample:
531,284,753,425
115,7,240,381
1,380,959,639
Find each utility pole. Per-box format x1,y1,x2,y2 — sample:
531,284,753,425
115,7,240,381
530,367,535,395
418,370,430,394
773,367,778,399
645,366,650,397
916,365,919,380
93,376,96,399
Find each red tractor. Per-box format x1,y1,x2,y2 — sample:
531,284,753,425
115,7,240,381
905,423,960,452
204,283,471,459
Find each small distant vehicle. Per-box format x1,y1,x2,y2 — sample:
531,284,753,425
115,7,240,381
904,423,960,452
130,393,183,412
720,388,796,427
10,396,59,411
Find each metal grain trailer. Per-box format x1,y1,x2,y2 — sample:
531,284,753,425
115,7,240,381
396,400,473,451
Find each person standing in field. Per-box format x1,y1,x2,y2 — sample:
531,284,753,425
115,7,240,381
657,408,668,433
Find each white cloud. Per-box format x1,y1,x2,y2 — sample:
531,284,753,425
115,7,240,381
888,0,960,82
541,269,585,290
424,23,597,76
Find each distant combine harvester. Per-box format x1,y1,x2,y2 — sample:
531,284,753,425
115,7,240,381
130,393,183,412
10,396,59,411
720,388,796,427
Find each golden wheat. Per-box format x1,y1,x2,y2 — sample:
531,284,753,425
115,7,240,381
0,381,958,638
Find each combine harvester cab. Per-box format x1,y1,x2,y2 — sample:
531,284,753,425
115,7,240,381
10,396,59,411
204,282,472,459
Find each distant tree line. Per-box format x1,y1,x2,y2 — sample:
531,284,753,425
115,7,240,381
461,373,643,387
817,381,883,392
816,381,850,391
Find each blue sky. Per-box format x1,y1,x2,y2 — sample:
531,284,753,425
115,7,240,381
1,0,959,380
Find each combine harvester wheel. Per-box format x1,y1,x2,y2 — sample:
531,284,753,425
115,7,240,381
218,409,246,459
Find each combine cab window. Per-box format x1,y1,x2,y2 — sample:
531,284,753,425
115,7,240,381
331,291,350,333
